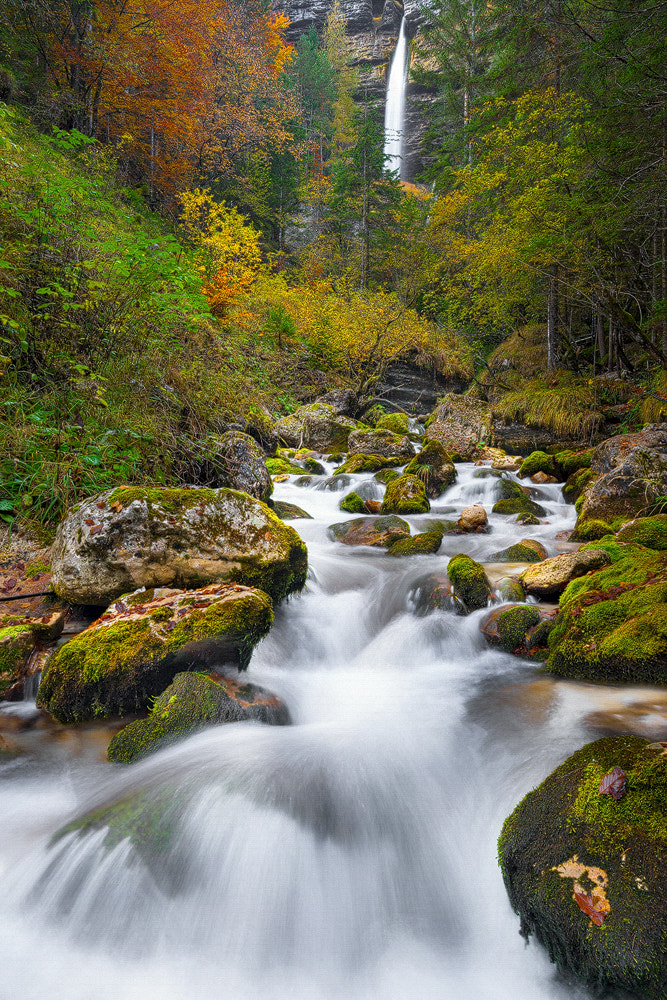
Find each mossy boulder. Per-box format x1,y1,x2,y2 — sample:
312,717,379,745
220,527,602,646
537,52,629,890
563,467,596,505
446,554,492,612
50,486,307,606
496,577,525,602
570,517,617,541
302,457,326,475
423,394,493,461
208,430,272,502
554,448,593,477
498,735,667,999
274,400,357,452
480,604,543,653
404,440,456,498
107,670,290,763
266,457,304,476
488,539,547,563
546,547,667,684
410,573,465,615
272,501,312,520
374,468,400,485
387,528,443,557
497,477,531,501
492,496,547,518
518,451,557,479
37,583,274,722
340,492,367,514
516,511,541,526
328,516,410,548
616,515,667,551
0,611,66,697
380,474,430,515
346,428,415,461
519,549,611,599
375,412,410,435
334,453,402,475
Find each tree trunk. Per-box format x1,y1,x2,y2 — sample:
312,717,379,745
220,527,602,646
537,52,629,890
547,265,559,369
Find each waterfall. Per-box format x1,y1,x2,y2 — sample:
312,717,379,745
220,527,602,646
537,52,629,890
383,18,408,178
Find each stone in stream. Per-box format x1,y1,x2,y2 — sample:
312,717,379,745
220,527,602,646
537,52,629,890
516,511,541,526
334,453,402,475
458,504,488,532
517,450,557,479
423,394,493,461
480,604,551,653
530,471,559,484
271,501,312,520
38,583,274,723
339,492,367,514
107,671,290,764
495,577,525,602
266,456,305,476
374,468,401,485
499,735,667,999
0,611,66,698
206,430,273,502
488,539,547,563
328,516,410,548
446,554,492,612
380,474,430,515
387,528,444,557
375,412,410,435
50,486,307,606
492,496,547,518
404,440,456,498
346,428,415,461
519,549,611,599
410,573,466,615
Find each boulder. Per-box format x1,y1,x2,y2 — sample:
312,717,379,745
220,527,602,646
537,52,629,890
446,554,492,612
489,539,547,563
480,604,552,653
520,549,611,599
38,583,274,723
107,671,290,763
380,474,430,515
374,468,400,485
495,577,525,602
518,451,557,479
0,612,66,697
563,467,595,505
266,457,305,475
208,431,272,502
340,492,367,514
410,573,465,615
375,412,410,435
334,453,402,475
50,486,307,606
531,471,559,484
492,456,522,472
272,501,312,520
404,440,456,497
424,394,493,461
346,428,415,461
492,496,547,518
554,448,593,477
329,516,410,548
275,400,357,451
387,528,443,557
317,388,358,416
458,504,488,532
499,735,667,998
516,511,541,526
497,477,531,501
615,515,667,551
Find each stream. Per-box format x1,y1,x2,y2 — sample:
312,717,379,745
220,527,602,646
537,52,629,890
2,461,664,1000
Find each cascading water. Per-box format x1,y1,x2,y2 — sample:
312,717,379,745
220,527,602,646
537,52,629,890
383,19,408,177
0,461,653,999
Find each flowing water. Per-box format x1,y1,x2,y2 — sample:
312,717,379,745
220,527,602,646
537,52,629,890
1,462,664,1000
383,19,408,177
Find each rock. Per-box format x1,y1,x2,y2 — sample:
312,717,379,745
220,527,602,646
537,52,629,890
302,457,327,475
497,477,531,501
492,497,547,518
266,457,305,475
272,501,312,520
404,440,456,497
340,492,367,514
516,511,541,526
328,516,410,548
498,735,667,998
317,474,352,491
531,471,559,484
616,516,667,550
476,446,506,462
293,476,313,487
520,549,611,599
387,528,443,557
489,539,547,563
375,412,410,435
317,388,358,415
496,577,525,602
458,504,488,532
0,612,66,697
50,487,307,606
208,431,272,502
410,573,465,615
334,453,403,475
346,428,415,461
563,467,595,505
275,400,358,451
480,604,543,652
107,671,290,763
546,546,667,684
380,474,430,515
374,468,400,485
446,554,492,612
424,393,493,461
492,456,523,472
518,450,557,479
38,583,274,723
554,448,593,477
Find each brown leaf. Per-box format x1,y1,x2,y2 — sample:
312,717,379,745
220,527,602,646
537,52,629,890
2,578,17,592
89,524,104,536
85,519,95,526
96,502,106,509
110,501,123,513
599,766,627,801
574,890,607,926
115,601,127,614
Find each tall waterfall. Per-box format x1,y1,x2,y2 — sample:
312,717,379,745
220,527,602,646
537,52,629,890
383,18,408,177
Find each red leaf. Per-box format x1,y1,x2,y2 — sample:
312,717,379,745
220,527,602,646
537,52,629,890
114,601,127,614
89,524,104,536
3,578,17,592
573,890,607,926
85,519,95,526
599,766,627,801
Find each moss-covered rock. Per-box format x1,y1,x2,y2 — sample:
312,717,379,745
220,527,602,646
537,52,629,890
410,573,465,615
518,451,557,479
107,671,290,763
38,584,274,722
424,394,493,461
554,448,593,477
616,515,667,551
346,428,415,461
266,457,305,476
520,549,611,599
497,477,530,501
274,400,357,452
375,412,410,435
334,453,402,475
481,604,542,652
0,611,66,696
570,517,618,541
50,486,307,606
208,430,273,502
374,468,400,485
489,539,547,563
328,516,410,548
492,497,547,518
272,501,312,520
302,457,326,475
340,492,367,514
496,577,525,602
387,528,443,557
562,467,596,505
446,554,492,612
498,735,667,999
516,511,541,526
404,440,456,498
380,474,430,515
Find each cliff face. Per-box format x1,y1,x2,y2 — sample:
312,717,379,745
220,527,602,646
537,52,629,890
278,0,434,181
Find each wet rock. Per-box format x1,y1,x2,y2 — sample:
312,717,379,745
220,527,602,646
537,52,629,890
302,457,327,475
446,554,492,612
294,476,313,487
328,516,410,548
424,394,493,461
275,400,358,451
375,412,410,435
404,440,456,497
272,501,312,520
480,604,542,652
208,430,273,502
346,428,415,461
50,487,307,606
498,735,667,998
496,577,525,602
516,511,541,526
497,477,531,501
318,474,352,491
489,539,547,563
387,528,443,557
380,474,430,515
531,472,559,484
563,467,595,505
518,451,557,479
266,457,305,476
334,453,402,475
374,468,400,485
340,492,367,514
410,573,465,615
107,671,290,763
554,448,593,477
0,611,66,697
458,504,488,532
38,583,274,723
520,549,611,599
492,497,547,518
492,456,523,472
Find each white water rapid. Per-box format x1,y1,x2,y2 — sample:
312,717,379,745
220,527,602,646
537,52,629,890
1,461,656,1000
383,19,408,177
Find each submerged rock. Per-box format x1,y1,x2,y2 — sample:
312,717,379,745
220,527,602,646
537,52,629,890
328,516,410,548
446,554,492,612
410,573,465,615
480,604,543,653
107,671,290,763
404,440,456,497
499,735,667,999
380,474,430,515
38,584,274,722
50,486,307,606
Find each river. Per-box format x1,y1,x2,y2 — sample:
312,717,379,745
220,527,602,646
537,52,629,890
2,461,662,1000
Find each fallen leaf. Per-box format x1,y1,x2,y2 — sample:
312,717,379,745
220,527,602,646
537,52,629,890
89,524,104,536
2,578,17,592
599,766,627,801
85,519,95,526
110,501,123,513
574,890,607,926
96,502,106,509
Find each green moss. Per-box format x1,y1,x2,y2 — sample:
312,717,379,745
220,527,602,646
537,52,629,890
334,453,402,475
376,412,410,435
266,457,304,475
374,468,400,485
518,451,557,478
387,528,443,557
380,474,430,515
580,535,655,563
303,457,326,475
616,515,667,551
0,624,32,675
563,467,596,504
404,440,456,497
489,542,545,563
340,492,367,514
555,448,593,477
271,501,312,520
516,511,540,526
149,607,173,623
492,497,546,517
24,559,50,578
496,605,541,651
108,486,218,518
447,554,492,611
497,477,528,501
570,517,615,541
